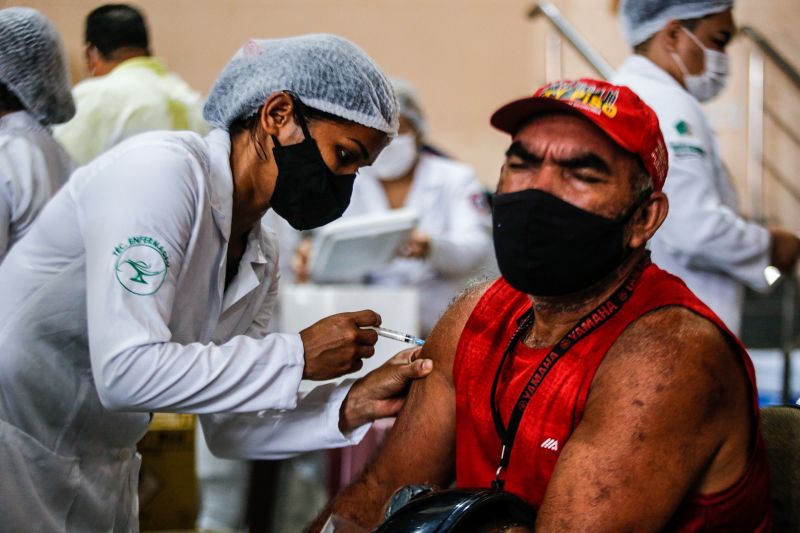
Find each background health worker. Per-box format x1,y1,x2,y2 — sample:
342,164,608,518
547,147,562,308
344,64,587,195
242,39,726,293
296,79,493,336
53,3,208,165
0,34,432,531
0,7,75,262
614,0,800,335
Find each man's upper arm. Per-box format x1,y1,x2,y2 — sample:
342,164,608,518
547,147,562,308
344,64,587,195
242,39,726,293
313,280,494,530
535,307,750,532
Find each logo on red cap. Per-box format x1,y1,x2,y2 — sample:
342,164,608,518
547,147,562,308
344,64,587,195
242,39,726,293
536,80,621,119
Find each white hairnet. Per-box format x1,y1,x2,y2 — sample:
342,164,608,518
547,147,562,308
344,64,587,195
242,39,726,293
392,78,427,137
204,34,398,135
619,0,734,48
0,7,75,125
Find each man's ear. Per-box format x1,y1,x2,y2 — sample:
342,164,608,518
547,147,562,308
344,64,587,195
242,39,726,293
259,92,296,138
629,191,668,249
84,44,99,76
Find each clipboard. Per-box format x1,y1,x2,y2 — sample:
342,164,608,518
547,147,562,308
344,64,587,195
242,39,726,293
308,208,418,283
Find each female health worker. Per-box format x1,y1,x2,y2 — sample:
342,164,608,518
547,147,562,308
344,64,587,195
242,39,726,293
0,34,432,531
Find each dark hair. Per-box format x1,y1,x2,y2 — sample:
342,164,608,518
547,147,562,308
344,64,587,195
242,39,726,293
85,4,149,60
0,82,24,114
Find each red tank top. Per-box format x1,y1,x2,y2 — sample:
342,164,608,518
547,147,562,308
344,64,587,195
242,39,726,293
454,263,770,531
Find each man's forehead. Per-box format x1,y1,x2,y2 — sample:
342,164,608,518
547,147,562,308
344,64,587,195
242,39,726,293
511,112,625,154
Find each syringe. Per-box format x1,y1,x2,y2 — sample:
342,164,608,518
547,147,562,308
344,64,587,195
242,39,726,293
368,326,425,346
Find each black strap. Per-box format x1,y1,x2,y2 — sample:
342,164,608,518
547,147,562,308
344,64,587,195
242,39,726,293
271,93,313,148
490,255,650,490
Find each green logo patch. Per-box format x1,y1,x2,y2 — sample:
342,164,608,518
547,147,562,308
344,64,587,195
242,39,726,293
669,142,706,158
674,120,692,136
113,236,169,295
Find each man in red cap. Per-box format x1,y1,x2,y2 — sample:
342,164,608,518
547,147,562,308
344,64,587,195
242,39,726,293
309,79,771,532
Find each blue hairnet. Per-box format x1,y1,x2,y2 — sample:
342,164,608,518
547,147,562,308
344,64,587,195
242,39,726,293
391,78,427,137
0,7,75,125
204,34,398,135
619,0,734,48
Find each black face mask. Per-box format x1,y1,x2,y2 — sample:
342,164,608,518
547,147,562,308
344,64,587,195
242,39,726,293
269,112,356,231
492,188,646,297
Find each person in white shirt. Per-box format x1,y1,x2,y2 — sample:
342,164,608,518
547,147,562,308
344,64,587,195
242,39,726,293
296,79,493,335
53,4,207,165
0,7,75,262
0,34,432,532
614,0,800,335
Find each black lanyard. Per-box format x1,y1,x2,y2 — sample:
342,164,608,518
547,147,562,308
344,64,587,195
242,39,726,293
489,256,650,491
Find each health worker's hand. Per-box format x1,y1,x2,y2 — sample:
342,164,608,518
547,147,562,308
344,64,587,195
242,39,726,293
292,238,313,283
300,310,381,380
338,347,433,433
398,229,431,259
769,227,800,273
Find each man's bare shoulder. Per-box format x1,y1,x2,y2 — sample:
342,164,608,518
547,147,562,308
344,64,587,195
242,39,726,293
609,305,737,370
590,305,748,436
423,278,496,379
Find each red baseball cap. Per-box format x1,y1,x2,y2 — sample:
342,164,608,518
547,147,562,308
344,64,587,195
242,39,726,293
490,78,668,190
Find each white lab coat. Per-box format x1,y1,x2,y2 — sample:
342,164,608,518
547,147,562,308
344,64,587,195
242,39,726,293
0,110,74,262
0,129,366,532
614,56,771,335
344,152,493,334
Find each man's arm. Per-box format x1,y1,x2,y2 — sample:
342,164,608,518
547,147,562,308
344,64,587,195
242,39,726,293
535,307,753,531
308,281,493,531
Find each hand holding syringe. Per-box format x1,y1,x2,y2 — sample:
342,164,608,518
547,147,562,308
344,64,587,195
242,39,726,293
366,326,425,346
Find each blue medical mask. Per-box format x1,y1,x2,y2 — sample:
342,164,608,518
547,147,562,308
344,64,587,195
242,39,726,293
671,27,729,103
368,133,418,181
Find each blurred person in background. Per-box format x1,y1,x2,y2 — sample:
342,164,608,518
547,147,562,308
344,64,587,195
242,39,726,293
0,34,433,531
0,7,75,263
54,3,207,165
295,79,493,336
614,0,800,335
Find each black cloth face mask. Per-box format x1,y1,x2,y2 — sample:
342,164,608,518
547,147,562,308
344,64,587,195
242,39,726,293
268,110,356,231
492,188,646,296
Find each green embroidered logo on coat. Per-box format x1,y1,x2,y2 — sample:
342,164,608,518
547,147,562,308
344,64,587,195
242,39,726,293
113,236,169,295
674,120,692,136
670,142,707,158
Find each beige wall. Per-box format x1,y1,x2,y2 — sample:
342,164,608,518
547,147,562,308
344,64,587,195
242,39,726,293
7,0,800,226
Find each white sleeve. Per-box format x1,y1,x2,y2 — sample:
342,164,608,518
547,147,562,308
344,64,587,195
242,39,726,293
245,226,280,339
427,169,492,276
199,380,371,460
657,123,771,291
79,141,304,414
0,179,10,260
0,138,27,258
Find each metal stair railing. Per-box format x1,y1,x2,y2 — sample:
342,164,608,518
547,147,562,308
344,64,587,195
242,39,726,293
739,26,800,403
740,25,800,222
528,2,615,80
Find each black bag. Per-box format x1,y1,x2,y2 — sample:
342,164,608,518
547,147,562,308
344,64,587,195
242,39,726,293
373,485,536,532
